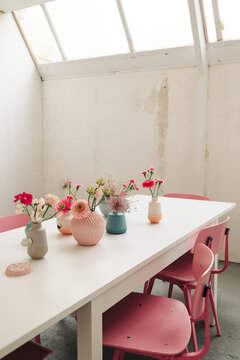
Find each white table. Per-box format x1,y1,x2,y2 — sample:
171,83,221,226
0,195,235,359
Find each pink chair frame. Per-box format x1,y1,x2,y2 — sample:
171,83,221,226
103,244,214,360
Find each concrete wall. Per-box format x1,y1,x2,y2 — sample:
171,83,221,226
42,68,198,198
0,12,42,216
207,63,240,263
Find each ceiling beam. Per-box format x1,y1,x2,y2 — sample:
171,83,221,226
188,0,208,196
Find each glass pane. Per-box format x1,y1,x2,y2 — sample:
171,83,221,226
218,0,240,41
45,0,129,60
202,0,217,42
121,0,193,51
16,6,62,63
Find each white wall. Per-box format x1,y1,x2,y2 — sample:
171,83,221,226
42,68,198,198
0,12,42,216
207,63,240,263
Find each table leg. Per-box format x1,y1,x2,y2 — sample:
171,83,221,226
77,299,102,360
209,253,218,326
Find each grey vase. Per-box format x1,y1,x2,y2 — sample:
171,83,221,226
27,223,48,259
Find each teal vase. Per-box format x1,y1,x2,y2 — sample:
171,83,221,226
106,212,127,234
99,199,111,217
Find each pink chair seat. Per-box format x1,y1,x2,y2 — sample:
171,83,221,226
103,292,191,358
160,251,195,283
1,341,52,360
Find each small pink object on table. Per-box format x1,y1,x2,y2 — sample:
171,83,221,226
5,263,33,277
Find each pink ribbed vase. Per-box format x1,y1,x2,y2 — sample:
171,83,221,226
70,211,106,246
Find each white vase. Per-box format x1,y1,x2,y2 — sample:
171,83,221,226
148,197,162,223
56,212,73,235
27,222,48,259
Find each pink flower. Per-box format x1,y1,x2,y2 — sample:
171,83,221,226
45,194,59,206
71,200,90,220
142,171,147,175
149,167,155,171
37,198,46,211
55,197,72,215
122,183,128,187
155,178,164,184
75,184,83,188
107,195,130,213
67,180,72,184
133,183,139,191
94,189,103,199
142,179,155,188
129,180,135,184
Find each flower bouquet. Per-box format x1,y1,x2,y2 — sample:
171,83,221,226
106,179,139,234
56,180,83,235
70,178,110,246
14,192,67,258
141,168,164,223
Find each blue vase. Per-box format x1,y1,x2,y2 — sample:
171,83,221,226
25,221,32,238
99,199,111,217
106,212,127,234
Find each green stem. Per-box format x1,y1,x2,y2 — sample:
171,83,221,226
42,209,61,222
67,185,77,200
42,204,50,218
24,204,32,221
149,188,154,198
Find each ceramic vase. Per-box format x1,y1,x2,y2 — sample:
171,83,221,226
56,212,73,235
70,211,106,246
27,222,48,259
99,199,111,217
106,212,127,234
148,197,162,223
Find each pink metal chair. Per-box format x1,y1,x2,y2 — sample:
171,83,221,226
1,341,52,360
163,193,210,201
0,213,29,233
103,244,214,360
144,216,230,349
0,214,41,345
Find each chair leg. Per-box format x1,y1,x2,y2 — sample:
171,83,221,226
190,321,198,352
143,280,149,294
183,288,191,313
183,289,198,352
145,277,155,295
113,349,124,360
168,283,173,298
209,287,221,336
34,335,41,344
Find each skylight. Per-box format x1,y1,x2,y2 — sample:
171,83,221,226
14,0,240,65
121,0,193,51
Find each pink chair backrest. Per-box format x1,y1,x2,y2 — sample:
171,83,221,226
191,244,214,320
0,214,29,233
164,193,210,201
194,217,230,255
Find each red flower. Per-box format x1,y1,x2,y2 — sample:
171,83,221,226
14,192,33,206
129,180,135,184
142,179,155,188
121,191,126,196
149,167,155,171
122,183,128,187
133,183,139,191
141,171,147,175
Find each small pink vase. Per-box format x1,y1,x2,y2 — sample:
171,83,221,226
70,211,106,246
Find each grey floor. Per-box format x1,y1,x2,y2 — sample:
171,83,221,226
41,261,240,360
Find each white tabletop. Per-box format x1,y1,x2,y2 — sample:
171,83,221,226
0,195,235,358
